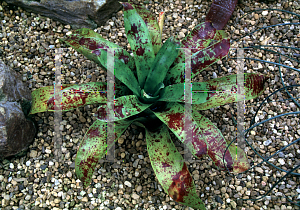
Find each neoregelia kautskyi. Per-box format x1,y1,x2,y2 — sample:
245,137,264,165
29,0,268,208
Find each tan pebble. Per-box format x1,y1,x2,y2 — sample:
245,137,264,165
81,197,88,202
118,137,124,144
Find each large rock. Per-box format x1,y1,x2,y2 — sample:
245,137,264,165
0,60,36,159
4,0,123,29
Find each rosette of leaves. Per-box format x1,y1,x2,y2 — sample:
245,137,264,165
29,1,268,209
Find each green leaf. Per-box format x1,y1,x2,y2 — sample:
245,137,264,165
163,63,186,86
122,2,155,88
95,95,152,122
62,28,135,71
206,0,238,30
29,83,107,115
75,119,133,188
192,73,268,110
145,124,206,209
158,82,208,104
144,37,180,96
129,1,162,54
96,49,141,96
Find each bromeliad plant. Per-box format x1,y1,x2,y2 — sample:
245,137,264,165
29,0,268,209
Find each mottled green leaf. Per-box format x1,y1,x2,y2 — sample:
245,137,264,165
206,0,238,30
145,124,206,209
192,110,250,173
191,38,230,76
96,95,152,122
165,36,230,85
75,119,133,188
192,73,268,110
144,37,180,96
29,83,106,115
122,2,155,88
154,102,250,173
96,49,141,96
129,1,162,54
62,28,135,71
174,22,228,65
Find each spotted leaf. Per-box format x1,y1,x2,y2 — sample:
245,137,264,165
173,22,228,66
165,37,230,85
145,124,206,209
75,119,133,188
29,83,107,115
62,28,135,71
154,102,249,173
192,110,250,173
122,2,155,88
129,1,162,54
192,73,269,110
96,49,141,96
95,95,152,122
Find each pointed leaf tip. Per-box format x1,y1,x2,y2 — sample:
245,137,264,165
121,2,134,10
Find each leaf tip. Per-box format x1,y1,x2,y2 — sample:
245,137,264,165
121,2,134,11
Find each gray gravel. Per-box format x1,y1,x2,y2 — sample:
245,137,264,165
0,0,300,209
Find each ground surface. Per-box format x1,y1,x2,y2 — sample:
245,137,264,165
0,0,299,209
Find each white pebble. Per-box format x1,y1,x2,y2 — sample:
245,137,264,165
45,149,51,154
263,140,272,146
9,163,14,169
26,161,31,166
49,161,54,166
124,181,131,188
278,158,285,165
262,11,268,16
212,72,217,79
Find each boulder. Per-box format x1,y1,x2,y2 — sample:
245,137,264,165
0,60,36,159
3,0,123,29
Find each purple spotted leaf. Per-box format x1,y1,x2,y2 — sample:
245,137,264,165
192,110,250,173
165,36,230,86
129,0,162,54
122,2,155,88
145,124,206,209
206,0,238,30
62,28,135,71
192,73,269,110
160,73,268,105
173,22,228,66
153,103,250,173
30,83,107,115
75,119,133,188
95,95,152,122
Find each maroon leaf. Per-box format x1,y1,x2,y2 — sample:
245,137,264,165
206,0,238,30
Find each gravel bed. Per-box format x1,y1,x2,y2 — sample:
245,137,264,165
0,0,300,209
